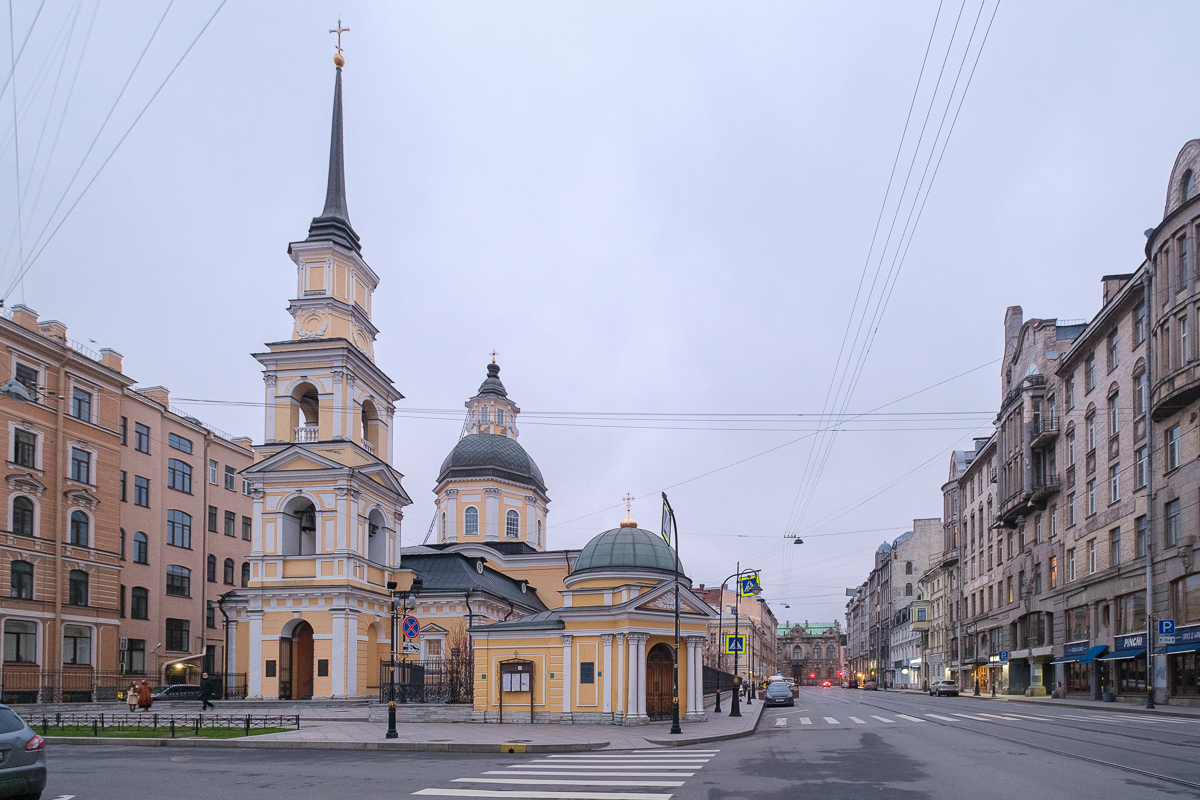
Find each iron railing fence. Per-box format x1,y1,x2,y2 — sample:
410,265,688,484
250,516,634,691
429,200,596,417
702,665,737,696
0,668,248,704
31,712,299,737
377,658,473,704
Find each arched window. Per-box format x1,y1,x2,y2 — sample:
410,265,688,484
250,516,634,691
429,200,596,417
130,587,149,619
206,554,217,582
10,560,33,599
905,583,913,596
166,565,191,597
905,561,913,575
3,620,36,662
167,510,191,548
62,624,91,664
1184,169,1195,202
68,570,89,606
241,562,250,588
793,645,801,659
224,558,235,585
69,511,88,546
12,496,34,536
505,510,520,538
536,519,542,546
827,645,837,659
133,532,149,564
464,507,479,536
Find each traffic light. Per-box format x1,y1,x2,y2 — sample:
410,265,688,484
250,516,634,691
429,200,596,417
809,673,815,678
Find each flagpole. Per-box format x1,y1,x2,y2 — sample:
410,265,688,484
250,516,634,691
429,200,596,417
663,493,682,735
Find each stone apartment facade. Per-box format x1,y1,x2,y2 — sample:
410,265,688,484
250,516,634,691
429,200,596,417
888,518,941,689
698,584,779,683
778,621,844,685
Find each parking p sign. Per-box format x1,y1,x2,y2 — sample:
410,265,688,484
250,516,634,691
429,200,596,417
1159,619,1176,636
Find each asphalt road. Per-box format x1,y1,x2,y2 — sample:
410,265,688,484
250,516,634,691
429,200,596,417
38,688,1200,799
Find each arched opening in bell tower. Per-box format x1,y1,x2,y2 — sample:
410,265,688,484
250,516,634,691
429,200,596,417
361,398,382,455
282,496,318,556
291,383,321,443
367,508,387,564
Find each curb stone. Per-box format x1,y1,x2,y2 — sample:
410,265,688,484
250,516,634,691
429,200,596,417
642,700,764,747
45,736,607,753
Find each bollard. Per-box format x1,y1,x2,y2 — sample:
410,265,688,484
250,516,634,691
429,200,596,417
153,713,158,730
244,715,250,737
55,712,61,726
92,720,97,737
196,715,201,736
100,713,104,730
42,718,47,737
170,720,175,738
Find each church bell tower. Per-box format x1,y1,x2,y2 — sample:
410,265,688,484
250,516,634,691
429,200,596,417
242,43,413,701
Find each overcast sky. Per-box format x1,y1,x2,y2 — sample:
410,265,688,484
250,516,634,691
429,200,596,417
3,1,1199,626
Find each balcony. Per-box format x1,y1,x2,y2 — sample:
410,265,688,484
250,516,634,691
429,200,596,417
998,487,1032,526
1031,473,1060,502
1030,414,1059,448
295,425,319,443
361,440,375,455
1152,364,1200,421
930,548,959,569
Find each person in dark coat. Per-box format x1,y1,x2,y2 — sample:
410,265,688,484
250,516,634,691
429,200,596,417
136,679,152,711
200,672,215,711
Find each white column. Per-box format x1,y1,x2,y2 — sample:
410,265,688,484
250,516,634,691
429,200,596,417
445,490,458,543
616,634,625,717
346,610,359,696
626,634,638,721
636,635,648,718
602,634,613,715
525,495,537,545
225,619,238,696
561,634,573,720
685,638,696,715
247,609,263,698
330,610,347,697
485,488,500,541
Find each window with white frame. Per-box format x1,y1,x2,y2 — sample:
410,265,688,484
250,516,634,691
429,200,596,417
69,447,90,484
71,388,92,422
505,509,520,538
464,507,479,536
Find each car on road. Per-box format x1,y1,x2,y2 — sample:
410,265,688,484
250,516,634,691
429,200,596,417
821,680,832,687
151,684,201,701
929,680,960,697
763,681,795,707
847,679,859,689
0,703,46,800
862,680,878,690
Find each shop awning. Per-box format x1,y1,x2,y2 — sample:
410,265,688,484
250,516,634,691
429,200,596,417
1078,645,1108,664
1158,642,1200,656
1050,655,1077,664
1098,648,1145,661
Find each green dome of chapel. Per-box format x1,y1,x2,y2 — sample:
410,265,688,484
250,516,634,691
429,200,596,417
572,515,682,576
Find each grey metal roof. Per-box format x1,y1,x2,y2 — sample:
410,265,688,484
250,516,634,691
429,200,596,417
572,527,681,575
304,66,361,254
469,610,563,633
476,362,508,398
438,433,546,492
403,553,548,613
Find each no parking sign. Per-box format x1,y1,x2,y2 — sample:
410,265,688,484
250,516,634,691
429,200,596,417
403,616,420,639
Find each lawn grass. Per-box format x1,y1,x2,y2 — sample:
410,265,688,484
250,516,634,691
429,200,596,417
42,725,290,739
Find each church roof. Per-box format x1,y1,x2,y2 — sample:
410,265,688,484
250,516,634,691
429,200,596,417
476,362,508,398
402,552,548,614
469,610,564,633
304,66,361,255
438,433,546,493
571,527,681,576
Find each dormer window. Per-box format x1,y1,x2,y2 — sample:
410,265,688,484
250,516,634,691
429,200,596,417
1184,169,1194,202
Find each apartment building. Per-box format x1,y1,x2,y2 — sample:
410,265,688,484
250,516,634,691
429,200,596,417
698,584,779,683
118,386,253,685
778,621,844,685
887,518,940,689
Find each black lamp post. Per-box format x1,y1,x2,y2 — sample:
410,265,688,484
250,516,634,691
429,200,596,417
385,577,423,739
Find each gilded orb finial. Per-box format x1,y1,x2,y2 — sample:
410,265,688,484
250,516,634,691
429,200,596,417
620,493,637,528
330,20,350,67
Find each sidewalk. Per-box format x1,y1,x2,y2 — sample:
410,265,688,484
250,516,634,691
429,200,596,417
888,687,1200,718
44,695,764,753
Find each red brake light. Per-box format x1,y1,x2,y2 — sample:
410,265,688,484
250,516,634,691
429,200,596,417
25,733,45,751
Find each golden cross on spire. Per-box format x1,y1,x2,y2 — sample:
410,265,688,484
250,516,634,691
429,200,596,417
623,493,635,512
490,349,498,364
330,20,350,63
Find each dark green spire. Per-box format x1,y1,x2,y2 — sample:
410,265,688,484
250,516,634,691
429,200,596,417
306,66,361,254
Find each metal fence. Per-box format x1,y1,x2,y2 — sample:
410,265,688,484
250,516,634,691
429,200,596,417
0,668,248,705
377,658,473,704
30,712,298,737
703,665,737,696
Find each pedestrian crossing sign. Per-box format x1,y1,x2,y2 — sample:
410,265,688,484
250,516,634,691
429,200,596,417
738,575,762,597
724,634,745,654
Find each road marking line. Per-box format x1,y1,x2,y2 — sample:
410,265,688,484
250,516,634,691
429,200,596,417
546,755,710,759
799,717,812,725
487,773,695,778
775,717,787,727
951,713,989,721
413,790,673,799
823,717,840,724
895,714,925,723
870,715,895,723
977,713,1020,721
631,750,719,753
455,779,686,787
1005,714,1054,721
924,714,957,722
849,717,867,724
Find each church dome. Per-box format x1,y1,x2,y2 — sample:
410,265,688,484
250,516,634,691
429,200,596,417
438,433,546,493
572,527,682,576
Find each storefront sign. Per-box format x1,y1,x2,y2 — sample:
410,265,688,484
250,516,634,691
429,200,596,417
1063,641,1090,657
1175,624,1200,645
1115,633,1146,651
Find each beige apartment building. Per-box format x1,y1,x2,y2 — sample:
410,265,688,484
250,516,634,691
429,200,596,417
0,305,126,703
698,584,778,683
118,386,253,686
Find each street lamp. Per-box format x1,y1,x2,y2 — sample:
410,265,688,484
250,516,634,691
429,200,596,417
384,577,423,739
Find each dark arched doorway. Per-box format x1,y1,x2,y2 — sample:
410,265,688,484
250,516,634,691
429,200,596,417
646,643,675,720
279,621,314,700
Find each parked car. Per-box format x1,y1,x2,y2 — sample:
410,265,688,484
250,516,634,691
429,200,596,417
930,680,960,697
841,681,849,688
847,679,859,689
863,680,878,690
763,681,795,707
151,684,201,701
0,703,46,800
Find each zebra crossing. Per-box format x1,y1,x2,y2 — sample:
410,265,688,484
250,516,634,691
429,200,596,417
768,709,1200,729
411,749,719,799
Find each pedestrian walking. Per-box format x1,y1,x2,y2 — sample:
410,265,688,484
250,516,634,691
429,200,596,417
200,672,215,711
126,685,138,713
136,679,153,712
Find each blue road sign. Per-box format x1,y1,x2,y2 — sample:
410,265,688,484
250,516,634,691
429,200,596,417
998,651,1009,662
403,616,420,639
724,634,745,655
739,575,762,597
1159,619,1176,635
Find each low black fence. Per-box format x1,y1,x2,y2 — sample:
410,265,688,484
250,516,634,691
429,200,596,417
703,665,737,696
0,669,248,704
31,712,299,738
377,658,473,704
